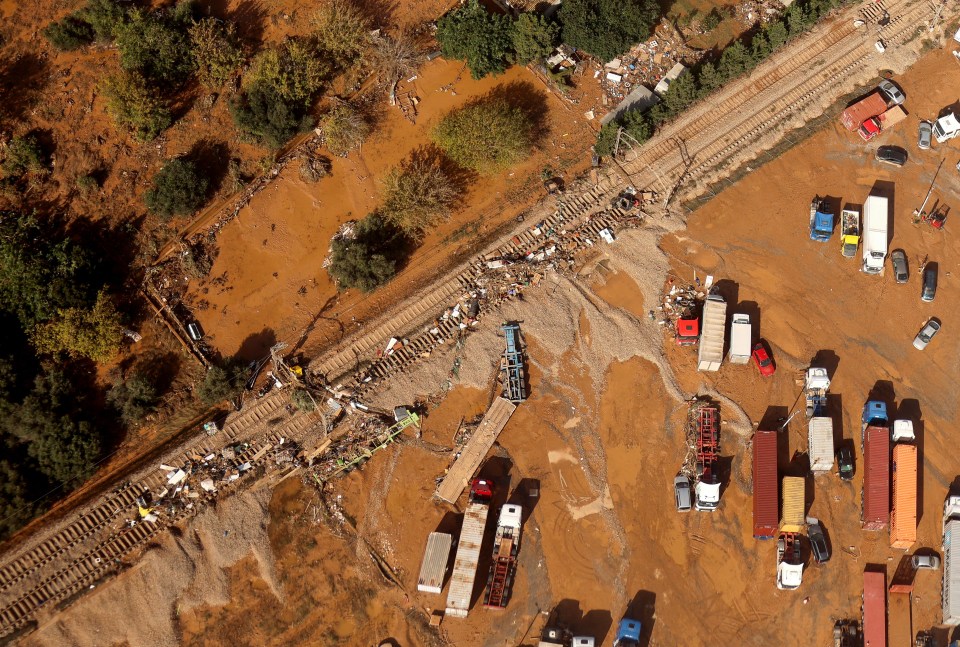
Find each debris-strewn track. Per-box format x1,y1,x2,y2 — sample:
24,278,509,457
623,0,931,193
0,395,325,638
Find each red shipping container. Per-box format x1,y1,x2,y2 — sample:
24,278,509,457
752,430,778,539
862,425,890,531
862,570,887,647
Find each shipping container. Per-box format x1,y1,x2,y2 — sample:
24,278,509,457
446,483,493,618
780,476,805,533
753,430,778,539
862,425,890,531
944,509,960,625
862,570,887,647
890,444,917,550
808,417,834,473
417,532,452,593
841,92,889,130
728,313,752,364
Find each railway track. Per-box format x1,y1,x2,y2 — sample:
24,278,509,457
623,0,936,194
0,402,325,637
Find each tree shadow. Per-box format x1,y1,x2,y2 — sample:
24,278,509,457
235,328,278,362
625,590,657,647
136,352,183,395
229,0,269,50
810,349,840,379
187,139,231,196
867,380,895,411
0,51,47,124
481,80,552,146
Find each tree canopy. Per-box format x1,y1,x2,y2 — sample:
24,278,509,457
144,158,209,219
189,18,245,89
512,13,558,65
115,7,195,85
559,0,660,62
436,0,514,79
432,98,533,174
101,70,173,141
381,153,456,238
32,291,124,362
230,81,312,149
329,214,406,292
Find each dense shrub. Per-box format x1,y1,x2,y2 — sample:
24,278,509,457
291,388,316,412
107,372,159,424
1,136,46,178
115,7,194,84
101,71,173,141
230,81,312,149
381,153,456,238
189,18,245,89
43,14,95,51
436,0,514,79
433,99,532,174
329,213,406,292
321,102,370,156
197,361,245,404
247,39,329,105
83,0,126,41
32,291,123,362
311,0,370,68
144,158,208,219
560,0,660,62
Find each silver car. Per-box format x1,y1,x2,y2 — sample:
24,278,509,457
891,249,908,283
912,554,940,569
913,318,941,350
878,80,905,106
919,120,933,150
674,474,692,511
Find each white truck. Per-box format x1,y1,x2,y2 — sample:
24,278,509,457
697,293,727,372
728,313,751,364
933,111,960,143
808,417,834,473
944,495,960,626
862,195,889,275
445,480,493,618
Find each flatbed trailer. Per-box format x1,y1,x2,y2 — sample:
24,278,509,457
445,480,494,618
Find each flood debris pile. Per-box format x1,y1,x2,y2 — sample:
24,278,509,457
656,277,706,338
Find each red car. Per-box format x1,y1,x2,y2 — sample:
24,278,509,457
752,342,776,377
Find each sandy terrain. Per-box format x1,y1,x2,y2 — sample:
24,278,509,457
15,23,960,647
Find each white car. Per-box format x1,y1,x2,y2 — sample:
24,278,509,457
878,79,905,105
913,318,941,350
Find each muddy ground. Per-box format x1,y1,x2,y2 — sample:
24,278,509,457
19,36,960,647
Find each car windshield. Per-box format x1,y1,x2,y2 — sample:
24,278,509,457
920,328,934,341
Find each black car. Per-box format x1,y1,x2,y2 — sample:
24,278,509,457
807,518,831,564
837,446,854,481
891,249,908,283
876,145,908,167
922,263,938,302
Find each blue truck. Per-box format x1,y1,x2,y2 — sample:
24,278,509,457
809,197,835,242
613,618,642,646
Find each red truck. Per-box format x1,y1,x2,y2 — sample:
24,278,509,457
859,105,907,141
752,430,778,539
841,92,889,131
862,402,890,531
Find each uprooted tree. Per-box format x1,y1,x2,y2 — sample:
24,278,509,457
381,151,457,238
321,102,370,156
432,98,533,174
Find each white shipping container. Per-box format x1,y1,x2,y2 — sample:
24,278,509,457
417,532,452,594
944,518,960,625
445,502,490,617
697,295,727,372
728,313,752,364
808,417,835,472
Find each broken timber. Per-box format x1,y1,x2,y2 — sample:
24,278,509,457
435,397,516,504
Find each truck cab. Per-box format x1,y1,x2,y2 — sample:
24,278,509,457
695,470,720,511
613,619,642,647
776,533,804,590
675,316,699,345
862,401,888,431
933,112,960,142
809,197,835,241
892,419,915,442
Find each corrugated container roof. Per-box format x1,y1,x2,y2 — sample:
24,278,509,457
862,426,890,530
445,503,490,617
890,445,917,549
863,570,887,647
808,417,834,472
418,532,452,593
753,431,778,538
780,476,805,532
945,519,960,625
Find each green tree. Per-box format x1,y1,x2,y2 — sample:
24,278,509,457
106,372,158,425
436,0,514,79
32,291,123,362
432,99,533,174
230,82,312,149
247,39,329,105
559,0,660,62
594,122,619,157
189,18,245,89
144,158,208,219
620,109,651,143
717,40,750,79
2,136,47,178
101,71,173,141
660,72,698,116
765,21,789,50
82,0,126,41
512,13,558,65
197,362,244,404
43,14,95,51
329,213,405,292
381,152,456,237
311,0,370,69
696,61,721,95
321,102,370,155
0,213,100,329
0,460,35,540
115,8,194,84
